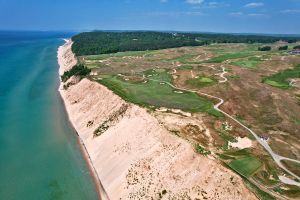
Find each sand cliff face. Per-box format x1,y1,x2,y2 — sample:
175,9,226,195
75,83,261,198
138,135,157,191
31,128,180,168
58,40,258,200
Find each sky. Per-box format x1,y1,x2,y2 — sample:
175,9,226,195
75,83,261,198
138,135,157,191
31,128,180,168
0,0,300,34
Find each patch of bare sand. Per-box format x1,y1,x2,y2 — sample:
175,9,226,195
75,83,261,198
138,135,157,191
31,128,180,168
57,39,77,76
58,40,258,200
229,137,253,149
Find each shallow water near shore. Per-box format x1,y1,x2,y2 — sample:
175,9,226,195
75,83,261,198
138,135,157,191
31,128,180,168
0,32,98,200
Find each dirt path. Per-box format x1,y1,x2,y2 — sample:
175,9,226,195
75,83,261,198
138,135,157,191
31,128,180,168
148,75,300,184
215,65,227,83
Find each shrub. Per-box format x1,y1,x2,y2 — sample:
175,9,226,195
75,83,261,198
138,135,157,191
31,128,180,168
258,46,271,51
293,45,300,49
61,64,91,82
195,144,211,155
278,46,288,51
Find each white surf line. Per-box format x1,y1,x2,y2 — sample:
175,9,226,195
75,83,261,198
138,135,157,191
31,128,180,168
147,77,300,182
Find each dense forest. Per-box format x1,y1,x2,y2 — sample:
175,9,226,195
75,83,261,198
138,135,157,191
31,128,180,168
72,31,300,56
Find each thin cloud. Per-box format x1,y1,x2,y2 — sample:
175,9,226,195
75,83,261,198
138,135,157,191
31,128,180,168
149,11,205,17
229,12,243,16
280,9,300,14
244,2,264,8
191,1,230,9
186,0,205,5
229,12,268,18
247,13,267,17
206,2,230,8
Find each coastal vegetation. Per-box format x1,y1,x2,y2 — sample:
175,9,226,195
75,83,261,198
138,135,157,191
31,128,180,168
61,64,91,82
72,31,300,56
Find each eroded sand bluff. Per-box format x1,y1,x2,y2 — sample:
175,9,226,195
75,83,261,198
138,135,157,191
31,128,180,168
58,40,258,200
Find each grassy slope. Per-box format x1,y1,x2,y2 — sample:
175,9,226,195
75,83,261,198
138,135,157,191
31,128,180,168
263,64,300,89
97,70,222,116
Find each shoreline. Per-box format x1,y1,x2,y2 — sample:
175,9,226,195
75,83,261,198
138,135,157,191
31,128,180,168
57,39,108,200
57,92,105,200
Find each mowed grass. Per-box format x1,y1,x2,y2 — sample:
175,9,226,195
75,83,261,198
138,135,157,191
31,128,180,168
185,76,217,88
232,60,260,69
97,70,222,116
264,79,289,88
207,52,254,63
229,156,262,177
263,64,300,89
231,54,271,69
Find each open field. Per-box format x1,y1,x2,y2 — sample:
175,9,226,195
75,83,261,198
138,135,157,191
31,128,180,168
78,42,300,199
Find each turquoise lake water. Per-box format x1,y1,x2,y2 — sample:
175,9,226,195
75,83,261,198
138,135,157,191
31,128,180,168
0,32,99,200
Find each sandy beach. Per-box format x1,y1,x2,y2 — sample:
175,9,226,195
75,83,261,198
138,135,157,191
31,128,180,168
57,39,258,200
57,39,108,200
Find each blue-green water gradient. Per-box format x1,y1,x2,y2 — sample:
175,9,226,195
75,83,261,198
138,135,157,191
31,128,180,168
0,32,98,200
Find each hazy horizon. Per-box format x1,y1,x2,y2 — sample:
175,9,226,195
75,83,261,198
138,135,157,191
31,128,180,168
1,29,300,37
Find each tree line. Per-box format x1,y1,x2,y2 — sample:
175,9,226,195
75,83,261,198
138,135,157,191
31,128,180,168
71,31,300,56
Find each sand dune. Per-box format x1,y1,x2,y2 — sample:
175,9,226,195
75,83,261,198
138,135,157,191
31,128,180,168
58,40,258,200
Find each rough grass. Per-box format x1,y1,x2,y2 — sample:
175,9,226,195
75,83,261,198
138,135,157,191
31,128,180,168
229,156,262,177
84,50,154,60
281,160,300,177
244,179,276,200
97,70,222,116
297,94,300,105
253,158,280,186
280,185,300,198
263,64,300,89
